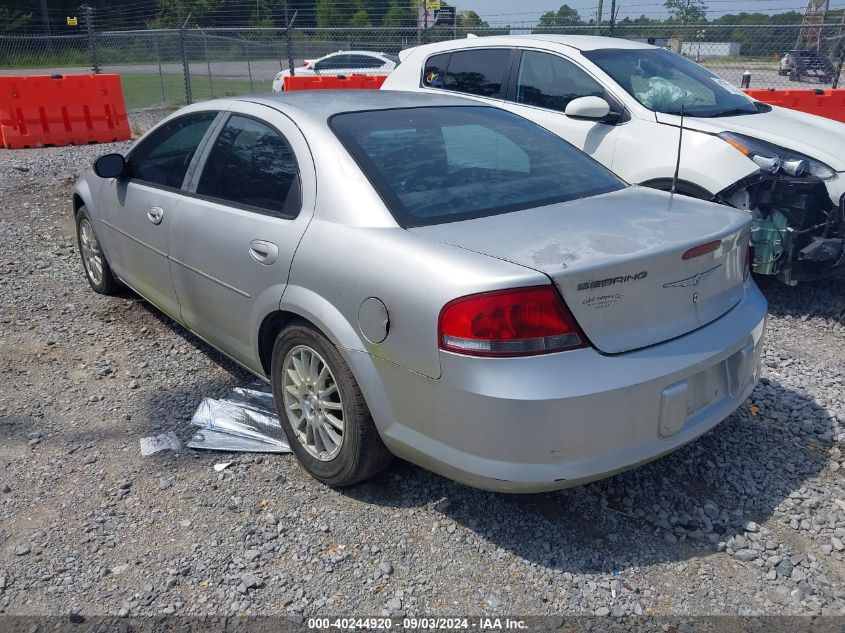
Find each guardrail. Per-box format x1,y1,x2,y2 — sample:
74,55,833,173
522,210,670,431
283,74,387,91
745,89,845,123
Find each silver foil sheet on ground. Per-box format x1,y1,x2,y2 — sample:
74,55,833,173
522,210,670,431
187,382,290,453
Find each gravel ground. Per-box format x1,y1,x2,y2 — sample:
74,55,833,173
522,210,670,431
0,118,844,623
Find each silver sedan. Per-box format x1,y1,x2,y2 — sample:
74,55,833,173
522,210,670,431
73,91,767,492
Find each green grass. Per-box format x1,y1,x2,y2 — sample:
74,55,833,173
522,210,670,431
119,73,260,109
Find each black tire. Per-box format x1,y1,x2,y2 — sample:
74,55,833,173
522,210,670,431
271,323,392,487
75,206,121,295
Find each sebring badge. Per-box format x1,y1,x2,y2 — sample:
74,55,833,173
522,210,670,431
663,264,722,289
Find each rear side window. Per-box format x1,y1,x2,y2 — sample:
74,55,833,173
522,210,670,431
129,112,217,188
331,106,623,228
348,54,385,69
444,49,510,97
516,51,606,112
196,115,301,217
423,53,450,88
316,54,349,70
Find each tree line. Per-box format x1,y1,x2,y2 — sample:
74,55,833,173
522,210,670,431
0,1,487,33
2,0,844,35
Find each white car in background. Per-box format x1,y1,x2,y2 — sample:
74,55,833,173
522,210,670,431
382,35,845,285
272,50,399,92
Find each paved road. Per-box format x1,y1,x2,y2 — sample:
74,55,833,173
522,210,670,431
2,59,838,90
0,59,297,82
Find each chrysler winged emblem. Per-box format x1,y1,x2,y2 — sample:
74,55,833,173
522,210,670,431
663,264,722,288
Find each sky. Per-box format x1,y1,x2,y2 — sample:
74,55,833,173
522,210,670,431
454,0,838,23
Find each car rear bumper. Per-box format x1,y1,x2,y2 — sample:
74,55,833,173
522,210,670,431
364,282,767,493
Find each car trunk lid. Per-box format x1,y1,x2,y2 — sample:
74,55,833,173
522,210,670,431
410,187,751,354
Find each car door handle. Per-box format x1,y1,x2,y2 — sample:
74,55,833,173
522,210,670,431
146,206,164,225
249,240,279,265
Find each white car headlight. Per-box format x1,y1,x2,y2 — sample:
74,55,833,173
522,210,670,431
719,132,837,181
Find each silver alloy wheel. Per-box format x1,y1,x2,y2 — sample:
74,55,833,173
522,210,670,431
78,218,104,286
282,344,345,461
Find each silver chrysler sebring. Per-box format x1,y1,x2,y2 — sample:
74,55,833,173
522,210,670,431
73,91,767,492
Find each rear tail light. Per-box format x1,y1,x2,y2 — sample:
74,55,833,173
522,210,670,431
682,240,721,260
438,286,587,357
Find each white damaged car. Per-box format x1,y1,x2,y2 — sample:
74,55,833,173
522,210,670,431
383,35,845,285
273,50,399,92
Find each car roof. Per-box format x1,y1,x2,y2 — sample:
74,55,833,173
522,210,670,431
239,90,484,123
402,33,655,56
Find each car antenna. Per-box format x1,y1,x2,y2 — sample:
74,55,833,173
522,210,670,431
670,104,685,196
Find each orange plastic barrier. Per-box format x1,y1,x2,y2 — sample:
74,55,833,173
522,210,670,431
0,74,131,149
283,74,387,91
743,89,845,123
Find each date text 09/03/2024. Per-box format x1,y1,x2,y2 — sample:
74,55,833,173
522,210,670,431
306,618,529,630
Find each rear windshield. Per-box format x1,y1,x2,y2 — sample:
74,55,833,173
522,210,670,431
330,106,624,227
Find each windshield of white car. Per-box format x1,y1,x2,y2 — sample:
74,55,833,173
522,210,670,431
583,48,759,117
330,106,625,228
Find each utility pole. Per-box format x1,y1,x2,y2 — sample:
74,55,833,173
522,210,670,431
285,9,297,77
82,5,99,73
179,13,192,104
596,0,604,34
40,0,51,35
609,0,617,35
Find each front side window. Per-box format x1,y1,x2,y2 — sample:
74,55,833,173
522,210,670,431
516,51,606,112
331,106,623,227
129,112,217,188
196,115,300,217
443,49,510,97
583,48,758,117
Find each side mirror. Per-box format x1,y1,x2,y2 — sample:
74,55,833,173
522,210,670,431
94,153,127,179
564,96,612,120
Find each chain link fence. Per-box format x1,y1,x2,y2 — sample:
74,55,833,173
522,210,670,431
2,22,844,110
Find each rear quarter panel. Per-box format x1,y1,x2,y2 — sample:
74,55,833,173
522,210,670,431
285,220,547,379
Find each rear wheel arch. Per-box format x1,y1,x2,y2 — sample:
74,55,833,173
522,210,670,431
258,310,300,376
257,303,362,377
